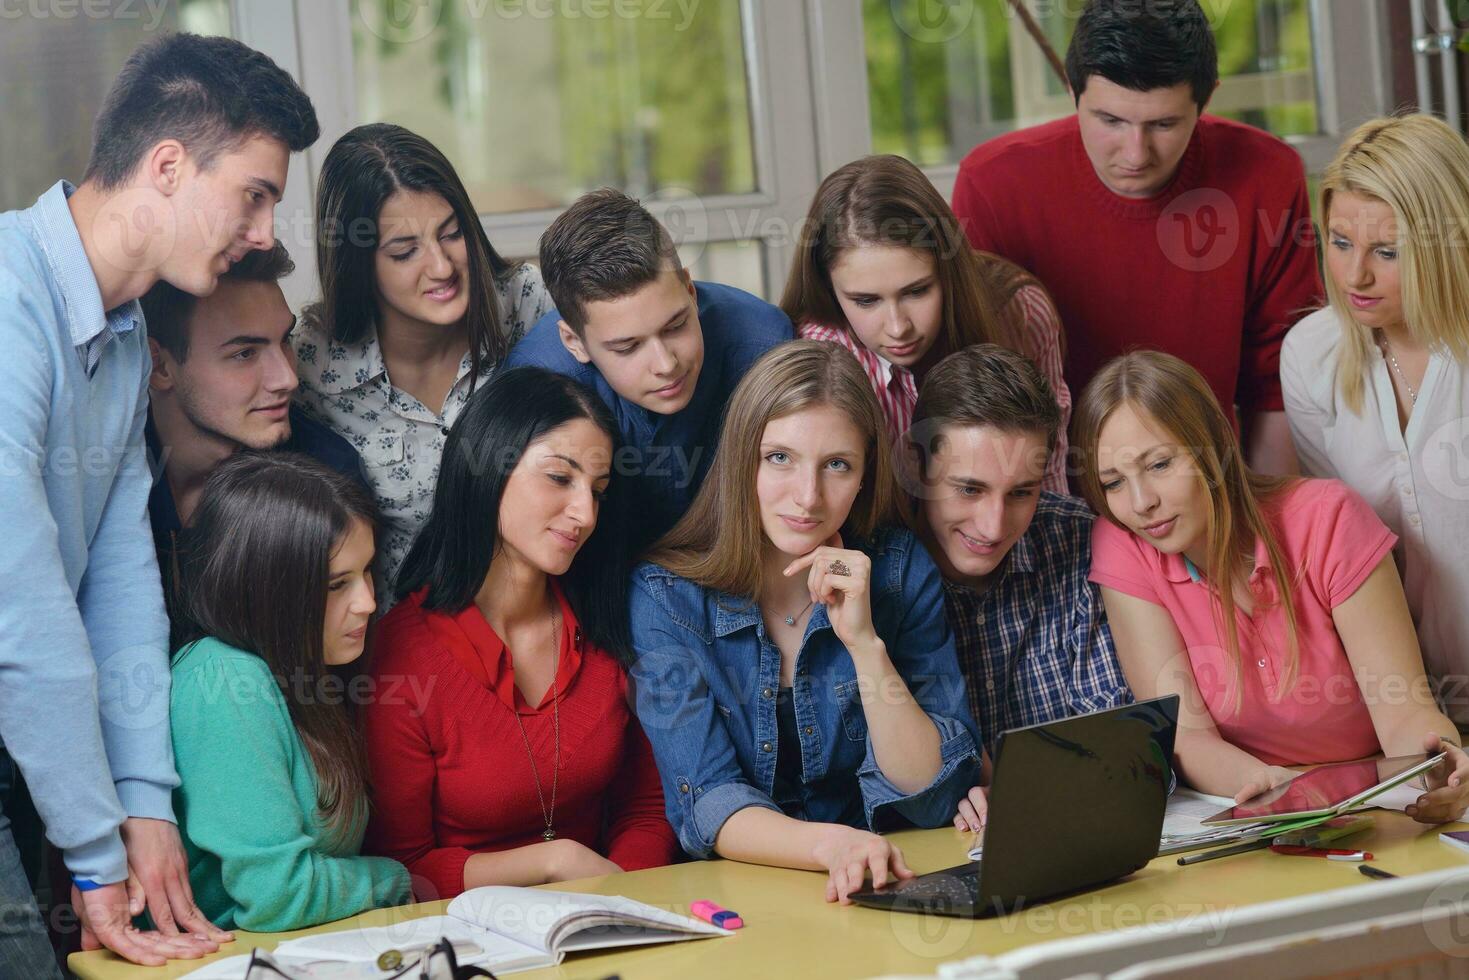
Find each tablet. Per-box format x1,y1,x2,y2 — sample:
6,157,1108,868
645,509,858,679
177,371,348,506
1202,752,1445,826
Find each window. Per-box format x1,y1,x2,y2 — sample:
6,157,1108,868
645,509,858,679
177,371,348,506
0,0,231,211
350,0,757,214
863,0,1318,169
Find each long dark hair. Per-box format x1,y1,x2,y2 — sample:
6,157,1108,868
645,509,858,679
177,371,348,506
179,452,379,847
306,122,516,384
396,367,634,661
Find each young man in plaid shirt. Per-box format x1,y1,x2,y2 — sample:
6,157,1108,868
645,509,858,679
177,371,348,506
909,345,1132,833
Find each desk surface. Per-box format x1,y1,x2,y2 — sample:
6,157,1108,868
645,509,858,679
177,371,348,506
70,812,1469,980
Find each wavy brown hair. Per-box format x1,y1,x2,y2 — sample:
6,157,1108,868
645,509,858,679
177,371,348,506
1072,351,1301,706
647,340,901,598
780,154,1017,367
179,452,378,848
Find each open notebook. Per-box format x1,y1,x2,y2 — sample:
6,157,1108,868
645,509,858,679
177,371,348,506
181,887,731,978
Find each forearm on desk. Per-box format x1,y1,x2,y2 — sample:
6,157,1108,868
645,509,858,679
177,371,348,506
713,806,841,872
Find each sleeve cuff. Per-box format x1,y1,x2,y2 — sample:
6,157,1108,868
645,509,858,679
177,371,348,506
114,777,177,823
686,781,780,859
861,715,981,832
63,830,129,886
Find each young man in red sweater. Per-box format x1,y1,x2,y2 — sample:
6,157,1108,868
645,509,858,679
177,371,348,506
951,0,1321,475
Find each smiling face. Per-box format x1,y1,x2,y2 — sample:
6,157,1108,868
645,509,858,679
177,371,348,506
559,269,705,415
828,244,944,369
1094,401,1210,559
373,190,470,329
920,424,1048,588
322,517,376,667
152,277,299,450
1076,77,1201,199
496,418,613,577
756,404,867,558
163,135,287,297
1325,190,1405,334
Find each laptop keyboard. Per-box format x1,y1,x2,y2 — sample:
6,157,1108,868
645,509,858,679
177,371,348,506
890,871,980,907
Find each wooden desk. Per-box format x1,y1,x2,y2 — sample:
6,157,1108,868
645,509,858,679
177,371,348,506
70,812,1469,980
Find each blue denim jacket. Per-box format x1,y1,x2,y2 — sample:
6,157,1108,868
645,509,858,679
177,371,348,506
628,527,982,859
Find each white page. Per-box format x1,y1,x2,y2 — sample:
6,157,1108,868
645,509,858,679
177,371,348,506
447,887,726,955
273,914,549,973
1161,789,1242,839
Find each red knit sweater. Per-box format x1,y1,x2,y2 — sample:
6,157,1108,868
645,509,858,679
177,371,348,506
363,586,677,901
951,114,1322,421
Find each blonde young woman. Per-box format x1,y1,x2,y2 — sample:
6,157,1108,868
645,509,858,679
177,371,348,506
628,340,981,903
1281,114,1469,725
782,155,1071,492
1076,350,1469,819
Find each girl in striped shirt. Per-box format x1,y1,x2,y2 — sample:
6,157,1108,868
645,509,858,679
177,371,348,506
782,155,1070,493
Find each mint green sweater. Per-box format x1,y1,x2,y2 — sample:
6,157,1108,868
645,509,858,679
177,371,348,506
169,638,411,931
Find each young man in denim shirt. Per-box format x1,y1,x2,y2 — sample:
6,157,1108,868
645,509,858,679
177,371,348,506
909,345,1132,834
0,34,317,973
503,189,793,551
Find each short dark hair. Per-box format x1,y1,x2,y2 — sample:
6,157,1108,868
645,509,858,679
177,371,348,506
396,367,635,661
539,188,682,334
910,344,1062,477
1065,0,1218,111
85,32,319,190
142,241,295,363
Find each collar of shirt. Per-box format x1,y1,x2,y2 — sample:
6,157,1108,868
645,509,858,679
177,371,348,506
711,595,834,639
309,328,475,407
32,180,143,358
1162,534,1276,600
420,580,583,712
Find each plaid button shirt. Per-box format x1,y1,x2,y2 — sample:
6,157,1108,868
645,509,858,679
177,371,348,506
941,493,1132,744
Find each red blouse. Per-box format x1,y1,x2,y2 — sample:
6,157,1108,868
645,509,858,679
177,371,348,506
363,583,677,900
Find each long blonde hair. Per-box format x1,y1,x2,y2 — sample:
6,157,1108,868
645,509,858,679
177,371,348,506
1321,113,1469,413
648,340,900,598
780,155,1017,360
1073,351,1302,705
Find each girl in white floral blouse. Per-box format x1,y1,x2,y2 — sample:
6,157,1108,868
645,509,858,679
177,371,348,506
293,124,551,599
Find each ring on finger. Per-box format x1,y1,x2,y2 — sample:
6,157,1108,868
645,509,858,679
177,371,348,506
828,559,851,576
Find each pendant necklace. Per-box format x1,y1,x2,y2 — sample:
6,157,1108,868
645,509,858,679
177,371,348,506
512,602,561,841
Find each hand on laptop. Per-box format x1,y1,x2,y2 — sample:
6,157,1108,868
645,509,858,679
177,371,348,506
811,826,914,904
954,785,988,834
1406,733,1469,824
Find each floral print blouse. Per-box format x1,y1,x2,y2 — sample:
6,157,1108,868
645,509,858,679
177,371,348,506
292,263,552,601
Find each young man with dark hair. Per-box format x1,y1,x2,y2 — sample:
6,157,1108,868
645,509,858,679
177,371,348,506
143,241,366,632
909,345,1131,833
951,0,1321,475
504,188,792,547
0,32,317,973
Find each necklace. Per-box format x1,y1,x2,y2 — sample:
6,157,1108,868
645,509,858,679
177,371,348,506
511,602,560,841
1377,334,1419,405
783,598,815,627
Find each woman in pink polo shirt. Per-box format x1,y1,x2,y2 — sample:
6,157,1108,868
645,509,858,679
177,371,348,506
1075,350,1469,821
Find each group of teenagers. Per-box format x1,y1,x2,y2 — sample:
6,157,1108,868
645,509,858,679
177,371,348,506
5,1,1469,974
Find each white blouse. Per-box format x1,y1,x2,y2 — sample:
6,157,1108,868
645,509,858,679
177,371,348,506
292,263,552,598
1282,307,1469,722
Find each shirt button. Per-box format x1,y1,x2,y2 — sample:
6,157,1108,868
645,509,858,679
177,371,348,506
975,613,986,625
1404,486,1415,497
1257,659,1267,668
1410,514,1422,526
762,742,773,753
679,782,689,794
804,726,814,735
762,688,773,699
985,679,995,691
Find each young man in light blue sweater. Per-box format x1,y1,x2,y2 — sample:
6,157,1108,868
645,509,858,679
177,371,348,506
0,33,318,973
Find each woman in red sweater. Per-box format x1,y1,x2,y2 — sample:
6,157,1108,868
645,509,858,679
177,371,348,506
364,367,677,900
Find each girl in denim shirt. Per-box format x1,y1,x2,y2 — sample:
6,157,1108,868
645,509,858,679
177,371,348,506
629,340,982,903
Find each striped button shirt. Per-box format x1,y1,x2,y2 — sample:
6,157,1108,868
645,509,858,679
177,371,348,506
939,492,1132,742
799,282,1072,494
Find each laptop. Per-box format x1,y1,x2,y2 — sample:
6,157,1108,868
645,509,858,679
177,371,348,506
850,695,1179,918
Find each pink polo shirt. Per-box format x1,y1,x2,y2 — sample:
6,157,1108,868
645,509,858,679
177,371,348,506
1089,479,1397,767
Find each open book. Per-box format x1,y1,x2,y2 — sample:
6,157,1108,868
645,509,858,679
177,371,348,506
182,887,731,978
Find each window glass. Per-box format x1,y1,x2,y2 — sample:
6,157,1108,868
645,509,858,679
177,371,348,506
0,0,231,210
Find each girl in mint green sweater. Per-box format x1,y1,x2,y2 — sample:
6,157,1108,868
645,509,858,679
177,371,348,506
169,453,411,932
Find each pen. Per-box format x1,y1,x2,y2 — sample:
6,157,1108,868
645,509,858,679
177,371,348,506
1177,836,1273,866
1269,845,1373,861
1358,864,1397,880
